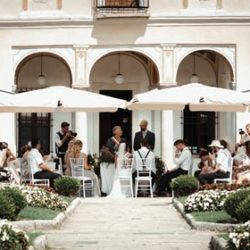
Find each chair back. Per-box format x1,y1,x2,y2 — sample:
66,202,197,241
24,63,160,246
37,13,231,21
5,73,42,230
118,157,133,177
135,157,153,178
70,158,84,177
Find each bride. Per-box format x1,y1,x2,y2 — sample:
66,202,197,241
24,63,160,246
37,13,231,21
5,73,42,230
106,126,130,198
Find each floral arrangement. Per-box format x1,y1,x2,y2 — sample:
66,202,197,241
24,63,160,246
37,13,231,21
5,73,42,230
199,183,250,192
0,220,29,250
0,185,67,211
184,190,230,213
227,221,250,250
18,185,68,210
155,156,165,181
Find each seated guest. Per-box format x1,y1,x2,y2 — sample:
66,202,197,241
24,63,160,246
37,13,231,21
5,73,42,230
65,140,100,197
28,139,61,188
132,139,156,186
240,123,250,145
156,139,192,195
194,149,213,178
234,140,250,167
19,145,32,180
198,140,230,185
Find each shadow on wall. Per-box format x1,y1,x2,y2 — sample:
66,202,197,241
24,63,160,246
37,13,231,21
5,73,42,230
91,18,148,44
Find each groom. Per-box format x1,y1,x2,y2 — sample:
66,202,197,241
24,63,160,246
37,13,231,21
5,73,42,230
133,120,155,151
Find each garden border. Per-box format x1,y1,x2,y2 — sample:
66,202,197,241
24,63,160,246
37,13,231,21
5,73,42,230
172,198,239,233
11,197,81,232
209,235,227,250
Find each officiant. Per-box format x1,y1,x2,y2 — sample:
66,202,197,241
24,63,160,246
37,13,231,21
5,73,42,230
133,120,155,151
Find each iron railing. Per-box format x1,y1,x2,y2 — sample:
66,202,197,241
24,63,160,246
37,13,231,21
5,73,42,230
96,0,149,9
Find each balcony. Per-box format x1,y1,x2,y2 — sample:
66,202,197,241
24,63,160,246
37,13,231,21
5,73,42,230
95,0,149,18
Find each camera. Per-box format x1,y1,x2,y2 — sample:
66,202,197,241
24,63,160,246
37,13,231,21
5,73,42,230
69,131,77,137
239,129,245,136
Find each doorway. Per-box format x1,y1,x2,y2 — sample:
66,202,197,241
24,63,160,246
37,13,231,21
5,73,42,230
99,90,132,150
183,106,216,154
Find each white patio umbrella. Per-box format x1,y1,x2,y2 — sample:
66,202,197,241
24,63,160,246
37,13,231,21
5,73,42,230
128,83,249,112
0,90,16,112
1,86,126,113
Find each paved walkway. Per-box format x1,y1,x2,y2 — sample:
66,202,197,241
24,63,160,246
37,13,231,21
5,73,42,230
46,198,212,250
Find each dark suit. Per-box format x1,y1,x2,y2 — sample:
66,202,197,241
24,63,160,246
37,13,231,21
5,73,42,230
133,130,155,151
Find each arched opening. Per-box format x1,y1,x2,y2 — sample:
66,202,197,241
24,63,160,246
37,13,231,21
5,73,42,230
176,50,235,153
89,51,160,152
15,52,72,154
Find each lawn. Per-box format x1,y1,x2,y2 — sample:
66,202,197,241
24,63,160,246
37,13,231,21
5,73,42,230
17,196,76,221
191,210,234,224
176,196,235,224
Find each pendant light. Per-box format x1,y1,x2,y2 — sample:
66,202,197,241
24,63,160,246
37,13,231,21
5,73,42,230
114,53,124,85
37,55,47,86
190,54,199,83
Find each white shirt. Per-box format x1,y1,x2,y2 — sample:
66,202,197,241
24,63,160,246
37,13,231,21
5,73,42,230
174,147,192,172
133,146,156,173
27,148,44,174
234,150,250,166
216,149,230,172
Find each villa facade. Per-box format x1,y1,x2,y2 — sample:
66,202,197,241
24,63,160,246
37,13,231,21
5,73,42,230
0,0,250,166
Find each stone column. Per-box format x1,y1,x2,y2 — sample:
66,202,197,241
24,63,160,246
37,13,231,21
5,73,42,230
162,111,174,169
161,44,176,86
75,112,88,153
73,45,89,88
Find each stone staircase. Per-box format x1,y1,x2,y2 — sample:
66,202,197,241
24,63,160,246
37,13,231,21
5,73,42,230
45,198,212,250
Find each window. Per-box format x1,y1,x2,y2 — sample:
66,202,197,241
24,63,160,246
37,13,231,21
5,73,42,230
96,0,149,9
183,107,216,154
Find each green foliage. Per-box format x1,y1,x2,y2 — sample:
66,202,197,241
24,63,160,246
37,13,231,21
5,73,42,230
1,187,27,215
0,192,16,220
224,188,250,220
54,176,80,196
171,175,199,196
0,222,29,250
236,195,250,223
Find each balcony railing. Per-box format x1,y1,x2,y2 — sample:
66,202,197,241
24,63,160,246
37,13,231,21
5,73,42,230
96,0,149,9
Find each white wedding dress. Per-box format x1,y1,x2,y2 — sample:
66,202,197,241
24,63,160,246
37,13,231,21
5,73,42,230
107,142,127,199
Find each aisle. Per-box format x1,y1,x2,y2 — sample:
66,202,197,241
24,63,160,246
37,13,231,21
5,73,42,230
46,198,212,250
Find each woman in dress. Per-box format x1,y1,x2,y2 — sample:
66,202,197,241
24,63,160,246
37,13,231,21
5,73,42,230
65,140,101,197
106,126,130,198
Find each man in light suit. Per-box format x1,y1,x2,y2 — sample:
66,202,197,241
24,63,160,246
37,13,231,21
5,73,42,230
133,120,155,151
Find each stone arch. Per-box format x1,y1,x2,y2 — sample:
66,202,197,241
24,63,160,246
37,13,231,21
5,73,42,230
87,48,161,85
88,49,160,86
176,49,234,88
15,52,72,90
175,47,235,84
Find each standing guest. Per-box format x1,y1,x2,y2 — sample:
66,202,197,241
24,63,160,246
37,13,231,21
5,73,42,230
156,139,192,195
28,139,61,188
106,126,126,155
133,120,155,151
198,140,230,185
55,122,77,164
132,139,156,186
65,140,100,197
240,124,250,145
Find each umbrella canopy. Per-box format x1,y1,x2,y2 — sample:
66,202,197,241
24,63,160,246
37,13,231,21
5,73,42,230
0,90,16,112
128,83,249,112
1,86,126,113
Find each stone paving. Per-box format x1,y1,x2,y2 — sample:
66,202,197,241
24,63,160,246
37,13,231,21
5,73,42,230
46,198,212,250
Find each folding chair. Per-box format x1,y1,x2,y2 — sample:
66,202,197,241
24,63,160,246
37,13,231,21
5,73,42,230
214,157,233,184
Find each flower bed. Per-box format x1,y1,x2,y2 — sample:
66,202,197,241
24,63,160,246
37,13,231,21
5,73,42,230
199,183,250,192
184,190,230,213
0,220,29,250
0,185,68,211
227,221,250,250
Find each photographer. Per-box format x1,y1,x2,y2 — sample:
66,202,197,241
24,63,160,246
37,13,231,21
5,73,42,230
55,122,77,164
239,124,250,145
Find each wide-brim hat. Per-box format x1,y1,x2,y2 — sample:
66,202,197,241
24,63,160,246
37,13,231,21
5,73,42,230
208,140,224,148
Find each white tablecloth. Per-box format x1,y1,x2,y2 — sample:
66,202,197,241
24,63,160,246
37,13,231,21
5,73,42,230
100,162,115,195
